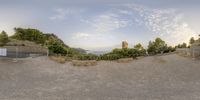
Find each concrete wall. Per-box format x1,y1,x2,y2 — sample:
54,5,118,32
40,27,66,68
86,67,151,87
176,48,200,58
0,46,47,58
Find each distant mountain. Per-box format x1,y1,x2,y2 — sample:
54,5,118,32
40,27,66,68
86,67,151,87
73,48,87,54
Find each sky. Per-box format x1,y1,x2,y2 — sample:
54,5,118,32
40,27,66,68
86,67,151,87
0,0,200,51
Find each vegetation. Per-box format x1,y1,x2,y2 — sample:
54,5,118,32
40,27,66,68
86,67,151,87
147,38,175,55
76,53,98,60
12,28,46,44
0,31,9,46
47,41,68,55
99,44,147,61
189,37,195,45
175,42,188,48
10,28,80,56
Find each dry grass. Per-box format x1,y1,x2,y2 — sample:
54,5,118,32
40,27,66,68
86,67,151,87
72,60,97,66
49,56,66,64
117,58,133,63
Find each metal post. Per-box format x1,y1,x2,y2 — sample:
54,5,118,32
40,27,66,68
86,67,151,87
16,46,18,59
47,49,49,57
13,46,18,62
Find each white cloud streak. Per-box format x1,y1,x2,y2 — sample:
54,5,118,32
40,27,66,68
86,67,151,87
93,14,129,33
81,12,130,34
50,8,83,20
73,32,90,40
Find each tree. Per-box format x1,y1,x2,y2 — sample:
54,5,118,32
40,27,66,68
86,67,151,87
12,28,45,44
147,41,155,54
134,43,144,50
147,38,168,54
0,31,9,46
189,37,195,45
48,41,67,55
182,42,187,48
176,43,187,48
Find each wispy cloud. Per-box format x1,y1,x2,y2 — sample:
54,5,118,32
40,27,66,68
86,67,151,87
123,4,197,45
73,32,90,40
50,8,84,20
50,8,67,20
93,14,129,33
81,12,130,34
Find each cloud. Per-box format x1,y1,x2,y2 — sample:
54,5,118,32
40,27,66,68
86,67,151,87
73,32,90,40
124,4,198,45
50,8,67,20
50,8,84,20
82,12,130,34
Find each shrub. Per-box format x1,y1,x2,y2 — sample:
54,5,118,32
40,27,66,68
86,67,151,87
12,28,45,44
49,56,66,64
76,54,98,60
48,41,67,56
0,31,9,46
99,48,144,60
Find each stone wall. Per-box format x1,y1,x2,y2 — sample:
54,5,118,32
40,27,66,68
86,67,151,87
176,48,200,58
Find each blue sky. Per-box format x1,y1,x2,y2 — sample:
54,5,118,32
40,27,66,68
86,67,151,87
0,0,200,50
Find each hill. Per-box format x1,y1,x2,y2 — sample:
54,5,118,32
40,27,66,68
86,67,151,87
9,28,86,55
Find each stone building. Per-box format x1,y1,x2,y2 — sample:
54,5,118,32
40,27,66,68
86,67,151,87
122,41,128,49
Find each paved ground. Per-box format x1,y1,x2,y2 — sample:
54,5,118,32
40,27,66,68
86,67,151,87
0,54,200,100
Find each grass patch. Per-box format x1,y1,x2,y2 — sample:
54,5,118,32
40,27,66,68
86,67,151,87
117,58,133,63
49,56,66,64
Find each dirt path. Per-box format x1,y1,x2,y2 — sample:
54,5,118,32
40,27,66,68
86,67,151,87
0,54,200,100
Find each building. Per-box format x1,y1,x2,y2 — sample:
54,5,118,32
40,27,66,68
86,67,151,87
122,41,128,49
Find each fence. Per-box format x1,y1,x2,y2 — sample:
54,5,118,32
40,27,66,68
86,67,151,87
0,46,48,58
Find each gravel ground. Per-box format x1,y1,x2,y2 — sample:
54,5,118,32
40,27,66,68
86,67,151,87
0,54,200,100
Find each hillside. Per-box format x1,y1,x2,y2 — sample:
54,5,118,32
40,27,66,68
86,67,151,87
9,28,86,55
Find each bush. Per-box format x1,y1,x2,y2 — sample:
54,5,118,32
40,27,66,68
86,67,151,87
99,48,145,60
48,41,67,56
0,31,9,46
49,56,66,64
12,28,45,44
99,53,123,60
77,54,98,60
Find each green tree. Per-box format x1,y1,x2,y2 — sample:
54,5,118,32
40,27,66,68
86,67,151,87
48,41,67,55
182,42,187,48
0,31,9,46
134,43,144,50
176,43,187,48
189,37,195,45
147,38,168,54
12,28,45,44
